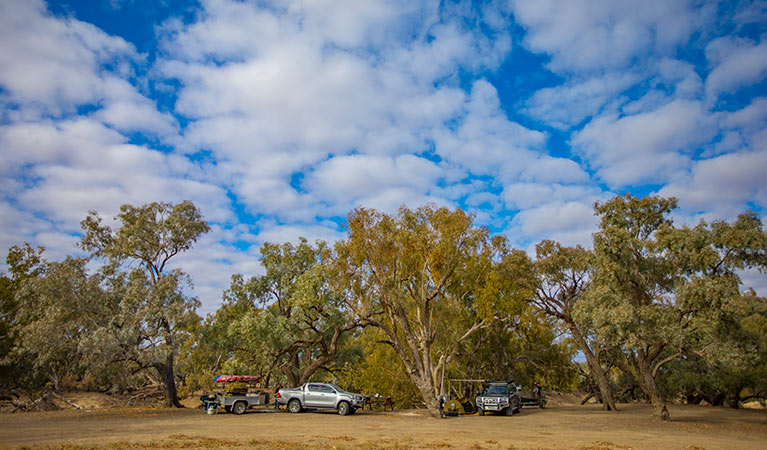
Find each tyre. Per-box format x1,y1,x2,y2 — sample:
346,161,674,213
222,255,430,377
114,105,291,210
478,408,484,416
337,401,351,416
288,399,302,413
232,401,247,415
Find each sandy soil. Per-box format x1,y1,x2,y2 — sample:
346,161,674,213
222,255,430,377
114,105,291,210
0,401,765,449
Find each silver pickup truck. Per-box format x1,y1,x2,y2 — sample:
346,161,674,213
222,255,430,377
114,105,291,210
277,382,366,415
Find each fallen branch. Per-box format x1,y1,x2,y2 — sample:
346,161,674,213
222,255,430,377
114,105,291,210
51,392,84,410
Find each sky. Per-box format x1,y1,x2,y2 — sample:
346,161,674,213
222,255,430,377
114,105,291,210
1,0,766,313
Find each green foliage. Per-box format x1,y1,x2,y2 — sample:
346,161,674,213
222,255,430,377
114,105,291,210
584,194,767,418
215,238,361,387
80,200,210,283
76,200,209,406
334,205,536,416
2,254,103,391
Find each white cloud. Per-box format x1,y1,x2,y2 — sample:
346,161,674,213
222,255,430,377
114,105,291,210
656,58,703,99
509,200,601,249
524,72,638,129
158,1,519,226
509,0,709,74
254,224,345,249
502,183,604,211
705,37,767,101
305,154,444,212
572,99,716,188
0,0,139,114
740,267,767,298
658,150,767,219
433,80,547,182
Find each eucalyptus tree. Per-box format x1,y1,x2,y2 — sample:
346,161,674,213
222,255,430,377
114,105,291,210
585,194,767,420
1,245,108,392
228,238,364,387
532,240,618,411
79,201,210,407
0,244,45,388
333,205,524,418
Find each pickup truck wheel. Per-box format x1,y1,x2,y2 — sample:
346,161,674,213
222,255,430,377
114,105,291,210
288,399,302,413
233,401,247,415
337,401,351,416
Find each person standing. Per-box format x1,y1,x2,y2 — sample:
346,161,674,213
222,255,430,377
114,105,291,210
273,383,283,410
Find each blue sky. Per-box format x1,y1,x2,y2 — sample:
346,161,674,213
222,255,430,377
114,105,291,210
1,0,766,312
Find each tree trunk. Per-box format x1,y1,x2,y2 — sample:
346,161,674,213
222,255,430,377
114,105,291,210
570,324,618,411
281,352,301,387
409,370,442,418
636,352,668,420
152,361,183,408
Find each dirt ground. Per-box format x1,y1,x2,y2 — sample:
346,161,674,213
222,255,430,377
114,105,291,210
1,399,766,450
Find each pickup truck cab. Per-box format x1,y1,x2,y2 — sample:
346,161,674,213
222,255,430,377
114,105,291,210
277,382,366,415
475,381,521,416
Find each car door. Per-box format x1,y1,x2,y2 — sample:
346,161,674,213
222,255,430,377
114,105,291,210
304,384,324,407
317,384,338,408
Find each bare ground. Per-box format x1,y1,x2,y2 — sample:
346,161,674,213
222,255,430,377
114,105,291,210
0,399,765,449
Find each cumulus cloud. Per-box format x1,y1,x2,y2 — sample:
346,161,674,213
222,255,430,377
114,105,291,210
705,36,767,101
572,99,716,188
433,80,547,182
0,0,138,113
524,72,639,129
658,150,767,219
509,200,602,250
509,0,710,74
157,1,520,225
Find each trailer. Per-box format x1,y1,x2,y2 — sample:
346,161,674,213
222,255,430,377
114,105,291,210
519,384,546,408
200,375,270,415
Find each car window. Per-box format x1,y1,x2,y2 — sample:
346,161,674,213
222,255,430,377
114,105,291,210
307,384,322,392
317,385,334,393
482,384,509,395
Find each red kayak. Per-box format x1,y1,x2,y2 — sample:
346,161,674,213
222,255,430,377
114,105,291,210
213,375,262,383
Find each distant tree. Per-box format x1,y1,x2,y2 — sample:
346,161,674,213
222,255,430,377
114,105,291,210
80,201,209,407
531,240,618,411
584,194,767,420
